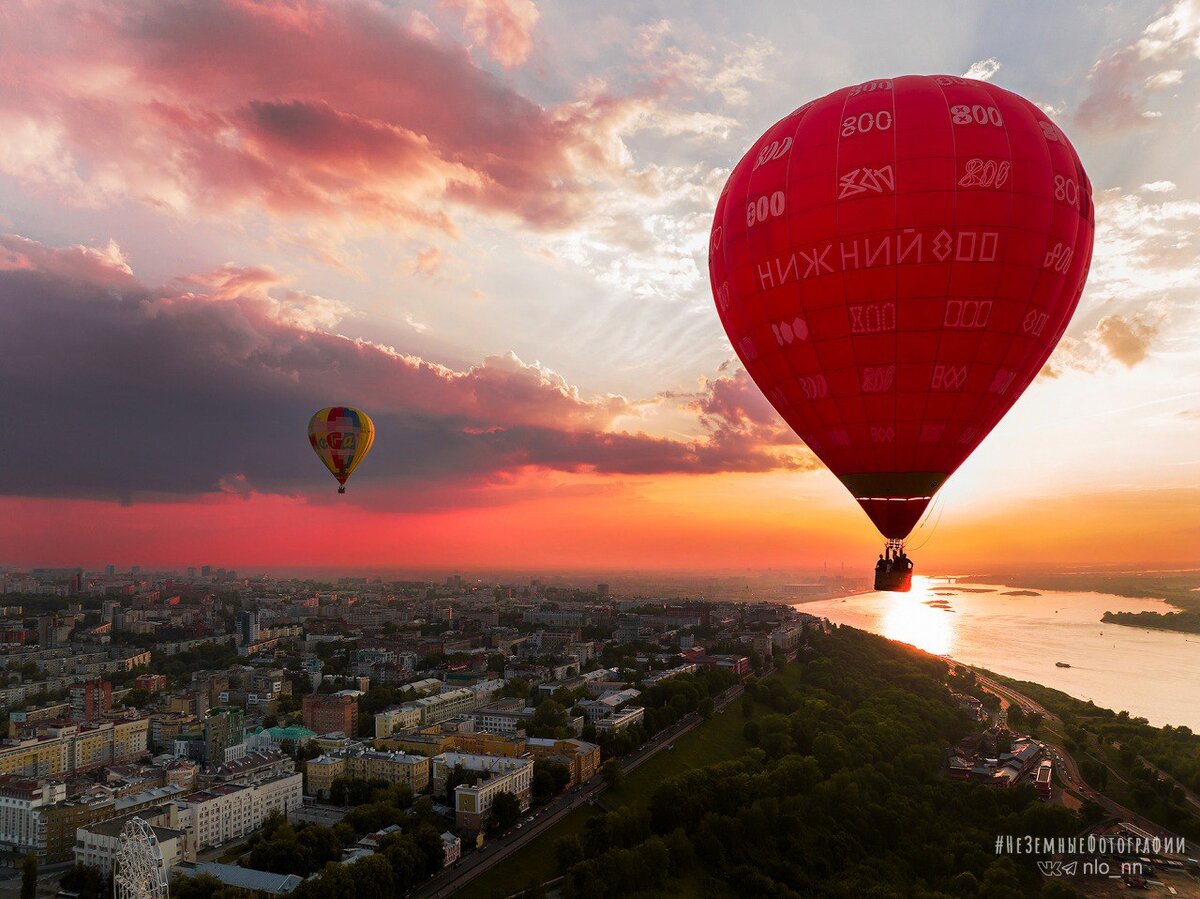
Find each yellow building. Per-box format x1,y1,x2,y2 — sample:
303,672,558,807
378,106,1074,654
0,738,62,778
150,712,197,753
376,731,453,758
6,702,72,737
446,732,526,758
303,754,346,797
430,753,533,833
305,747,430,799
525,738,601,786
0,718,150,779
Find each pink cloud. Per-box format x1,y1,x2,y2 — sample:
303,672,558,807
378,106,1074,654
0,0,642,232
410,247,444,277
1075,0,1200,132
443,0,541,68
0,234,134,284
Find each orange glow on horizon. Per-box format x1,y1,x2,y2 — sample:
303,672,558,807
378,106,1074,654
0,471,1195,572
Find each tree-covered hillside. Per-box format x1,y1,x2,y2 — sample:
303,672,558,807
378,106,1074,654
554,627,1082,898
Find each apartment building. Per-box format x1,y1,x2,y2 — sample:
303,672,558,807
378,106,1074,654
68,681,112,722
0,717,150,779
374,705,421,739
173,772,302,850
411,689,475,726
35,785,185,862
593,707,645,733
302,693,358,737
467,700,533,736
524,738,601,785
642,664,698,686
305,747,430,799
0,778,66,858
579,689,641,722
203,749,295,789
430,753,532,833
75,816,189,878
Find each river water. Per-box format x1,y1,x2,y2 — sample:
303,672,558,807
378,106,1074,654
798,577,1200,731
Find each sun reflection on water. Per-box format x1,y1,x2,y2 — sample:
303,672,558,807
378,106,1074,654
878,576,955,656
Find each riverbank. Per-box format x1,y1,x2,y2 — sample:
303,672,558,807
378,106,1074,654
800,581,1200,730
975,667,1200,845
958,571,1200,613
1100,609,1200,635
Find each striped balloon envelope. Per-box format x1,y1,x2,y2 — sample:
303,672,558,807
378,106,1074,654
308,406,376,493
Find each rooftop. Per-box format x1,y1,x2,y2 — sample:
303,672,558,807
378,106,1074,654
83,816,181,841
175,862,302,895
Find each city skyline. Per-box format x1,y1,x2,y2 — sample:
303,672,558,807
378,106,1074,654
2,0,1198,571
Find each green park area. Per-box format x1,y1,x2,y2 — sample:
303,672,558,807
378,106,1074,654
456,684,759,899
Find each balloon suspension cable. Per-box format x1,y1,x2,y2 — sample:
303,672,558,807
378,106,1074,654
910,491,940,537
907,494,946,553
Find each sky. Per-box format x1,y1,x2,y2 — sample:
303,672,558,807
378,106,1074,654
0,0,1198,574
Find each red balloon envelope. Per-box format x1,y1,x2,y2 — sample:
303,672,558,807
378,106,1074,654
710,75,1093,540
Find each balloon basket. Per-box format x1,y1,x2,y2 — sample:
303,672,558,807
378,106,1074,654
337,486,346,494
874,568,913,592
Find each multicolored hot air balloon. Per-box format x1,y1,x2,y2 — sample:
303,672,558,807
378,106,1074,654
308,406,375,493
709,75,1094,588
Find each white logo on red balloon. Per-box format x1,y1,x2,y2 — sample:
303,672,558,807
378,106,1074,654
838,165,895,199
716,282,730,313
772,317,809,345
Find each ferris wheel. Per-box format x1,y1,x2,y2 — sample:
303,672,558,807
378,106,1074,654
113,817,169,899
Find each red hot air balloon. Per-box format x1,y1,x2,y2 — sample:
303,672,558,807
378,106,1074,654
709,75,1093,588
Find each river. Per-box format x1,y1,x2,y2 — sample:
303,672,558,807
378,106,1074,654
797,577,1200,730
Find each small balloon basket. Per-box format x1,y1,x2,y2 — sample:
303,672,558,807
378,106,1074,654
874,539,913,592
875,567,913,592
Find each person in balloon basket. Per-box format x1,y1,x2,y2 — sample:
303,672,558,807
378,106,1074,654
875,547,914,581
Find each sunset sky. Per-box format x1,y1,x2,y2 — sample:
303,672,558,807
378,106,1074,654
1,0,1198,573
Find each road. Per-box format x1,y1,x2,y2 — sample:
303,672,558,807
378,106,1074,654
969,669,1195,856
413,684,743,899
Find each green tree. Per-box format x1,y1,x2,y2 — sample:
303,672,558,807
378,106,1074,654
525,699,568,738
532,760,572,800
488,791,521,834
21,854,37,899
348,855,395,899
59,866,105,899
554,834,584,874
120,688,151,708
169,873,227,899
602,759,623,791
978,857,1024,899
498,678,530,699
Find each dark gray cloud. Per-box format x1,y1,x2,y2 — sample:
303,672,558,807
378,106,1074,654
0,235,805,508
